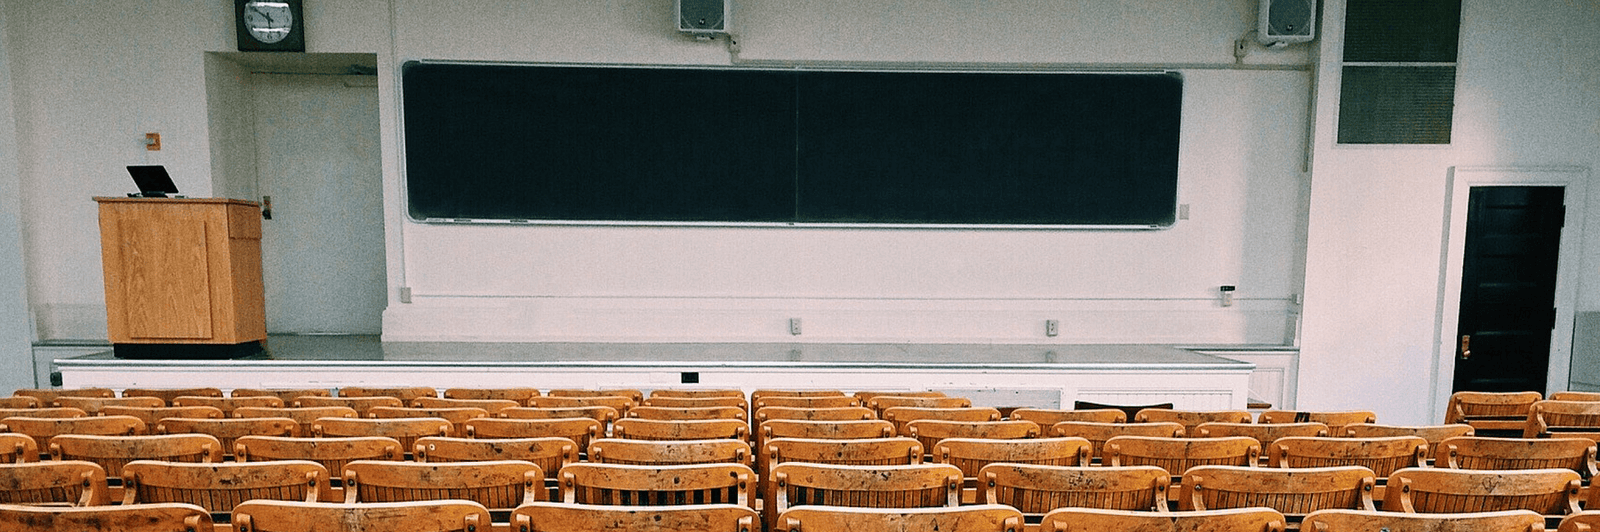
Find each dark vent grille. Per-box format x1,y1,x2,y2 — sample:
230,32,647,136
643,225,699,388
1337,66,1456,144
1338,0,1461,145
1344,0,1461,62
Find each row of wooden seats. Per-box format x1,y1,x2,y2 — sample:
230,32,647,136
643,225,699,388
1448,391,1600,438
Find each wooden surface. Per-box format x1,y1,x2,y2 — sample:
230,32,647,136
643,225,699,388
96,197,264,345
1040,507,1286,532
514,502,756,532
1303,509,1545,532
0,502,212,532
982,464,1170,514
231,500,491,532
775,505,1024,532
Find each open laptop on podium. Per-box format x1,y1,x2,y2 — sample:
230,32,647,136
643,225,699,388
126,165,181,198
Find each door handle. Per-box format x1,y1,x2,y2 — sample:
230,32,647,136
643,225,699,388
1459,335,1471,360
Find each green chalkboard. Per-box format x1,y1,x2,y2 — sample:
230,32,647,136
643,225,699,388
401,62,1181,227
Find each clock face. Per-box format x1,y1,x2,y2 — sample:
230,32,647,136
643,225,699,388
243,1,294,44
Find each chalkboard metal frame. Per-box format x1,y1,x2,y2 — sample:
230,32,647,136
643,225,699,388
399,60,1182,230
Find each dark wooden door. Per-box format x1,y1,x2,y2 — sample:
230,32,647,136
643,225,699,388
1453,186,1564,394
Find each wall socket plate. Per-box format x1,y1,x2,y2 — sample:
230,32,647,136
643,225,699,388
1045,319,1059,337
789,318,802,335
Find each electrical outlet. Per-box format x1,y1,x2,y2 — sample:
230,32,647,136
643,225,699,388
789,318,802,335
1045,319,1059,337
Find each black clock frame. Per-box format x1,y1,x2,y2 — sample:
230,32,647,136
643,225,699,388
235,0,306,52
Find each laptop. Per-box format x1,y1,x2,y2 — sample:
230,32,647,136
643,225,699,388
126,165,179,197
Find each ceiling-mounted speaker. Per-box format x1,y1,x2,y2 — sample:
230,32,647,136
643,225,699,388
677,0,729,36
1259,0,1316,44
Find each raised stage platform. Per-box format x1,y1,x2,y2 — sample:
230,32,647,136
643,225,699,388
53,336,1256,410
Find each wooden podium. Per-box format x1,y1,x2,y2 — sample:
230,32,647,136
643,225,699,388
95,197,266,358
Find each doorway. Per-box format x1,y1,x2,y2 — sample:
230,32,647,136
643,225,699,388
251,73,386,333
1451,186,1564,394
1435,167,1587,419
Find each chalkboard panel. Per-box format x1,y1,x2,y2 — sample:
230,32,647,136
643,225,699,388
401,62,1181,227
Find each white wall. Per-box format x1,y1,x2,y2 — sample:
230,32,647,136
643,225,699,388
381,0,1314,343
0,3,36,393
1298,0,1600,424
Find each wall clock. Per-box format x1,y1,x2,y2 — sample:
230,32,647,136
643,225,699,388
236,0,305,52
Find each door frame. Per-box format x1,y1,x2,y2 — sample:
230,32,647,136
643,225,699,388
1433,166,1589,421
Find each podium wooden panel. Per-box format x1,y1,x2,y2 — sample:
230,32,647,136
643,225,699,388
96,198,265,358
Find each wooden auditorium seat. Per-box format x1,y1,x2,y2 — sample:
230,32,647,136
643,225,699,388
513,502,756,532
754,406,875,424
980,463,1170,514
12,388,114,404
1551,392,1600,402
1343,423,1474,447
1258,410,1377,434
774,505,1024,532
761,437,926,526
0,433,37,463
1,415,146,449
48,434,223,480
754,396,862,410
154,417,297,452
770,463,963,517
628,406,748,421
936,437,1092,482
1051,421,1184,461
752,389,846,401
414,436,576,479
463,418,601,452
1178,465,1378,517
1040,507,1285,532
411,397,521,414
1563,511,1600,532
0,460,111,506
1434,436,1598,476
558,462,753,507
1134,409,1252,434
0,397,38,409
234,435,403,502
169,395,283,416
1194,422,1328,449
366,406,489,437
1445,391,1542,438
343,459,544,512
1382,467,1581,516
1525,400,1600,439
122,387,223,405
336,386,438,402
231,500,491,532
501,406,621,426
1103,436,1260,479
882,407,999,437
612,418,747,441
527,395,637,416
1009,407,1126,425
855,391,945,402
868,396,972,418
99,405,223,426
546,389,644,403
0,502,212,532
120,459,325,519
53,396,164,415
0,407,86,419
233,406,357,437
311,417,450,454
1268,436,1429,478
905,420,1038,454
443,387,541,403
291,396,403,417
230,387,332,403
1303,508,1545,532
588,437,752,467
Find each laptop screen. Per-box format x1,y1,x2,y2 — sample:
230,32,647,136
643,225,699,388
126,165,178,197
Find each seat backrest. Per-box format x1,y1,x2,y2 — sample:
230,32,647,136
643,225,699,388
170,395,283,416
1303,509,1546,532
760,419,894,440
2,415,146,449
231,500,491,532
0,407,87,419
414,436,576,478
1343,423,1475,447
755,407,876,424
1526,400,1600,438
882,407,999,436
527,395,637,414
1258,411,1377,433
292,396,404,417
559,462,752,507
514,502,757,532
1269,436,1429,477
0,397,37,409
1562,512,1600,532
1134,409,1253,433
344,459,543,510
1195,422,1328,448
48,434,223,478
588,437,751,467
53,396,165,415
154,417,296,451
980,463,1169,513
99,405,223,426
869,397,973,418
1040,507,1286,532
765,437,924,471
548,389,646,402
13,388,115,403
501,406,620,425
463,417,601,451
775,505,1024,532
122,388,224,405
1009,408,1126,425
1552,392,1600,402
0,502,212,532
233,406,358,436
0,460,110,506
1384,467,1582,515
1435,436,1598,477
1180,465,1378,515
312,417,451,452
771,462,963,514
367,407,488,437
935,437,1091,479
443,387,542,403
1051,421,1185,459
337,386,439,402
1447,391,1542,437
1104,436,1260,476
854,391,946,402
612,418,747,441
628,406,748,421
753,389,846,401
230,388,332,403
906,420,1038,454
0,433,38,463
755,396,862,410
411,397,522,414
234,436,403,490
121,459,324,512
643,396,749,410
